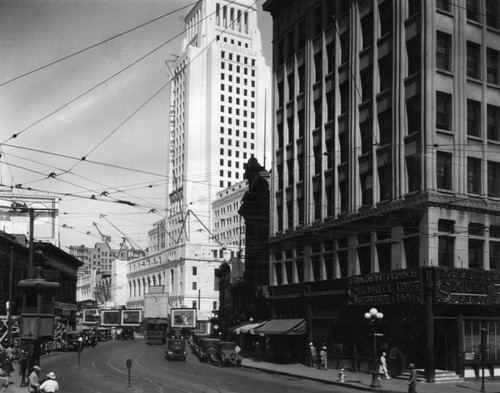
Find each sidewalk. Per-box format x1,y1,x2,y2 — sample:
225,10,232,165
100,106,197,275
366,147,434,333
240,358,500,393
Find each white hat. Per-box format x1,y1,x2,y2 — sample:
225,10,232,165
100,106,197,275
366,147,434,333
309,342,313,346
47,372,56,379
322,346,327,350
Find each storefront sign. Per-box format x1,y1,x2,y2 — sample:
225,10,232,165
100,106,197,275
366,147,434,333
436,268,500,305
347,269,422,305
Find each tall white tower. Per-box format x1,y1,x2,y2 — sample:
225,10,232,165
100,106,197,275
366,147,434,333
167,0,270,257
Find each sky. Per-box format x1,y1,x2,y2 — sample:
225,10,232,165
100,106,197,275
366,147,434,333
0,0,273,252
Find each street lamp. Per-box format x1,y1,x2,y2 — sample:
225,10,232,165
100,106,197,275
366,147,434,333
365,307,384,388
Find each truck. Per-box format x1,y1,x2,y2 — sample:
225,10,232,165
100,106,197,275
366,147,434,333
144,287,169,344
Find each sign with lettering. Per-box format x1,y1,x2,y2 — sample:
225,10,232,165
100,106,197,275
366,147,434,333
347,269,422,306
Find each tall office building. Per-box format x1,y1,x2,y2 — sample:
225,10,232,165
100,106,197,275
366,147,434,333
155,0,270,320
264,0,500,379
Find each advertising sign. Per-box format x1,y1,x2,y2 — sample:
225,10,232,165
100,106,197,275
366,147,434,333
101,310,121,326
170,308,196,328
120,309,142,327
83,308,100,324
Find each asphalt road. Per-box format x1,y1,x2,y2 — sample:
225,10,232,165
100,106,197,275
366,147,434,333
38,338,363,393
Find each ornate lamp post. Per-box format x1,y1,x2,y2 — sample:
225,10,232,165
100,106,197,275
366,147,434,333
365,307,384,388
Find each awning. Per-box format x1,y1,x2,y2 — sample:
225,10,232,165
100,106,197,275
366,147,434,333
232,321,268,334
253,319,306,335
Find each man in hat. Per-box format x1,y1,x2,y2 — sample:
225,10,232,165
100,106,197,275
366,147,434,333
28,365,41,393
308,342,317,367
408,363,418,393
39,372,59,392
317,345,328,370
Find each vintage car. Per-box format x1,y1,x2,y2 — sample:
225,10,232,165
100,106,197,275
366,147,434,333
190,333,211,354
207,341,242,367
96,328,112,341
63,331,82,352
197,338,220,363
164,338,187,361
117,327,135,340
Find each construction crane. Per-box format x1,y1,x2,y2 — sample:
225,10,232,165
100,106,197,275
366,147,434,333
99,214,144,253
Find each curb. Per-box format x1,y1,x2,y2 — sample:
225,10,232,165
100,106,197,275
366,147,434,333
240,363,397,393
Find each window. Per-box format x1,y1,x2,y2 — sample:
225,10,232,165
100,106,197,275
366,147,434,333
467,157,481,194
287,72,294,101
438,236,454,267
406,94,421,134
361,13,373,49
327,42,335,74
490,242,500,270
407,35,421,75
192,267,197,275
487,105,500,141
192,282,197,290
298,65,305,93
360,172,373,206
314,99,322,128
340,32,349,64
467,41,481,79
378,162,392,200
469,239,483,269
360,66,372,102
488,161,500,197
436,31,452,71
467,99,481,137
360,119,372,154
436,92,452,130
379,0,393,37
408,0,420,17
406,154,421,192
379,54,392,91
436,0,451,12
487,49,500,85
192,301,197,309
378,109,392,145
466,0,480,22
339,83,348,114
314,51,322,82
437,152,452,190
486,1,500,29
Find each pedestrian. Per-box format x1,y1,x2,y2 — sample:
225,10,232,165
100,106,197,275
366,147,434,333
338,366,345,382
408,363,418,393
308,342,317,367
0,370,9,393
1,355,13,377
28,365,41,393
19,347,28,387
317,345,327,370
39,372,58,392
253,340,262,362
379,352,390,379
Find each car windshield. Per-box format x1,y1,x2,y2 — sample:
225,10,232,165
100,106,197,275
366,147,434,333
219,342,236,350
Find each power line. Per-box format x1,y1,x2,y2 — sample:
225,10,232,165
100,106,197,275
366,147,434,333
0,2,197,88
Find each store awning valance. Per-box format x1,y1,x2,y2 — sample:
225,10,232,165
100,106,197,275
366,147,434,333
232,321,268,334
253,319,306,335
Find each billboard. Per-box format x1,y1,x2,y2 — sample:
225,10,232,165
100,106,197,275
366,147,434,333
170,308,196,328
101,310,120,326
83,308,100,325
120,309,142,327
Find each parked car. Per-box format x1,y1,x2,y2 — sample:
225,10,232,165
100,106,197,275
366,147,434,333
117,327,135,340
164,338,187,361
190,333,211,354
197,338,220,363
208,341,242,367
96,328,112,341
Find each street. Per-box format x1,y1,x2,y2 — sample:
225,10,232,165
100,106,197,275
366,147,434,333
35,338,361,393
